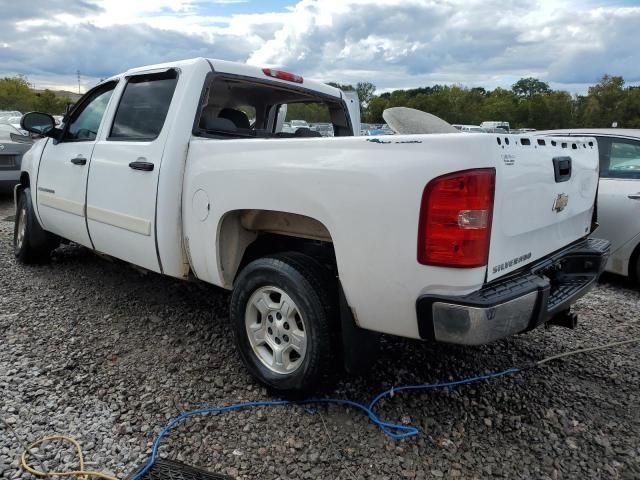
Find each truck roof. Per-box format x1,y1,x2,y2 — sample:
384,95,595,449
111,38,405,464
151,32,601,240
109,57,343,100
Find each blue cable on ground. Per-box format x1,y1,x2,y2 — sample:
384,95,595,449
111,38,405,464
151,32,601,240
131,367,521,480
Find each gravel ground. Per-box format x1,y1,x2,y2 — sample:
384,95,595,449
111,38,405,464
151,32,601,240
0,192,639,480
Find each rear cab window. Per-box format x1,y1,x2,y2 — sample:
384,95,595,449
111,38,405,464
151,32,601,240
194,76,351,140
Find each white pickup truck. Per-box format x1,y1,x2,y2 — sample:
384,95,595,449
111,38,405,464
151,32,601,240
15,58,609,391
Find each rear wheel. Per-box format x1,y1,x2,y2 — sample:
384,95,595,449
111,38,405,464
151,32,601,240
230,252,336,392
14,188,59,264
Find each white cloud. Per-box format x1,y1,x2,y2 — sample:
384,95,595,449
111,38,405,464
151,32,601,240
1,0,639,93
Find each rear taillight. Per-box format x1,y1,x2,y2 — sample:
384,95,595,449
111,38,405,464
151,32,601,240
262,68,303,84
418,168,495,267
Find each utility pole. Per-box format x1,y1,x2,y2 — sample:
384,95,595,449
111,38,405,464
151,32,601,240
77,70,81,94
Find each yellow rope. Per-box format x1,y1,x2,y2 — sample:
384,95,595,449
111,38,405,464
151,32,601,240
21,435,118,480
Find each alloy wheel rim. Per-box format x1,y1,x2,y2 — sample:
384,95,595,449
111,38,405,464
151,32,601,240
244,286,308,375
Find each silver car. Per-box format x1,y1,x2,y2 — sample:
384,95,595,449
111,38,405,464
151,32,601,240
0,124,33,190
538,129,640,281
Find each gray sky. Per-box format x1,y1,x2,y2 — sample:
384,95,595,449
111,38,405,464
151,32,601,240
1,0,639,94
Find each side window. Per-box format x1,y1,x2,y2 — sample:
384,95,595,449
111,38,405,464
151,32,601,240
64,83,117,141
109,70,178,141
598,137,640,179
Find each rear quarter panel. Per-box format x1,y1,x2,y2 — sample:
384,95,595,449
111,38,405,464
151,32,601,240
184,133,501,338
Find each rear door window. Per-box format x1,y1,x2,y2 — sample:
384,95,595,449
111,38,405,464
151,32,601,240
109,70,178,141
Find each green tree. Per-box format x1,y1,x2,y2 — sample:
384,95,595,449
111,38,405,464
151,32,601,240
34,89,68,115
364,95,389,123
512,77,551,97
0,76,34,112
481,87,518,124
355,82,376,108
581,75,626,127
0,75,68,115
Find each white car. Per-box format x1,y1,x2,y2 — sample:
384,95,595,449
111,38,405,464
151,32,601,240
537,129,640,281
459,125,487,133
14,58,608,391
289,119,310,132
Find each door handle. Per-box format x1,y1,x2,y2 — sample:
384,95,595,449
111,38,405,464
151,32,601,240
70,156,87,165
129,160,154,172
628,193,640,200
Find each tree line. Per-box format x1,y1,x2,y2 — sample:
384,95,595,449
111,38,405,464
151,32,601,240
280,75,640,129
0,76,70,115
363,75,640,129
2,73,639,130
322,76,640,129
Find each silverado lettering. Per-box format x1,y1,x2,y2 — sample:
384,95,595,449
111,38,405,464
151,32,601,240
492,252,533,274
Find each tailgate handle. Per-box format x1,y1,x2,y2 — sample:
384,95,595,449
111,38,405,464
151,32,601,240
553,156,572,183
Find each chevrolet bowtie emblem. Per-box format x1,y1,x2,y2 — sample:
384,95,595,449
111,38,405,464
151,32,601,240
553,193,569,212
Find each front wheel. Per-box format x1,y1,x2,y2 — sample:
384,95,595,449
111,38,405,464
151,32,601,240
14,188,59,264
230,252,337,392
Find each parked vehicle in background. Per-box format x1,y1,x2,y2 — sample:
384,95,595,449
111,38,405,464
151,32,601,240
481,121,510,132
0,111,22,119
0,124,33,190
0,113,29,136
459,125,486,133
537,129,640,282
360,123,394,136
8,116,27,135
15,57,608,391
310,123,334,137
289,119,310,132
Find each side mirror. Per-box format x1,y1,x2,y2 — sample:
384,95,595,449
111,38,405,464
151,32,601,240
20,112,56,137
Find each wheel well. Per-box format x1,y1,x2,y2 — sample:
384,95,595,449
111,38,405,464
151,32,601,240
239,233,336,276
19,172,30,188
13,173,29,206
217,209,336,287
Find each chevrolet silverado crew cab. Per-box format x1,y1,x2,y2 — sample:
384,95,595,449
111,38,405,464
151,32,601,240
15,58,609,391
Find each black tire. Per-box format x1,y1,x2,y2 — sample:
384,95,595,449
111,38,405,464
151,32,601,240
230,252,337,392
14,188,59,264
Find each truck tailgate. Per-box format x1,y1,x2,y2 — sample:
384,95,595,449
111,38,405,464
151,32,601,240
487,136,599,282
